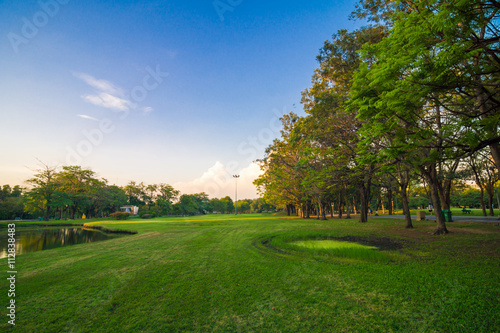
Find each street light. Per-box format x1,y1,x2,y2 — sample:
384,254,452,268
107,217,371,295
233,175,240,215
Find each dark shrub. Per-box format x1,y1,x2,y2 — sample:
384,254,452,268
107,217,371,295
110,212,130,220
139,211,156,218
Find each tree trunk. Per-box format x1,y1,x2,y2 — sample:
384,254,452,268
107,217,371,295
397,164,413,228
338,192,343,219
439,184,450,211
471,163,488,216
490,142,500,172
400,186,413,229
387,187,393,215
479,188,487,216
488,193,494,216
421,164,448,235
438,160,459,211
359,188,368,222
358,181,371,223
322,202,327,220
345,192,351,219
430,179,448,234
485,182,495,216
44,206,51,221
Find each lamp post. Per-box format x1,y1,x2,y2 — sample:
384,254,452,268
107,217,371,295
233,175,240,215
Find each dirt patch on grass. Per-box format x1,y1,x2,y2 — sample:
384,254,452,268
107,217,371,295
386,226,442,240
258,237,289,255
447,226,500,234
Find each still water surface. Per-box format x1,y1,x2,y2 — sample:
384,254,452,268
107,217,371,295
0,228,120,258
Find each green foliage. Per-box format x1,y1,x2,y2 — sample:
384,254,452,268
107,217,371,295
250,197,275,213
210,196,235,214
139,211,157,219
236,200,251,214
451,188,483,209
408,194,430,210
0,185,26,220
124,181,146,207
175,194,202,216
109,212,130,220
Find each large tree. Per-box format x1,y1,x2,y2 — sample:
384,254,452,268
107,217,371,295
57,166,100,219
123,181,146,206
468,149,498,216
24,164,60,221
155,183,179,215
350,0,499,234
255,113,308,216
301,27,387,222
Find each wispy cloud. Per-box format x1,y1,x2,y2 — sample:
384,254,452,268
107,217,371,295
77,114,99,121
82,93,132,111
73,72,153,114
73,72,123,96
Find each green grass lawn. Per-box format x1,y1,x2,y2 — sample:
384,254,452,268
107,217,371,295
1,214,499,332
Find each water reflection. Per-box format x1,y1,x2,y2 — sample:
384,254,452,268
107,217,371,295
0,228,118,258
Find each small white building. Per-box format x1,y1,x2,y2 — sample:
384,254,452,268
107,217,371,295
120,205,139,215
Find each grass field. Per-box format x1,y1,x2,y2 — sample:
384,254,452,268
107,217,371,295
1,214,499,332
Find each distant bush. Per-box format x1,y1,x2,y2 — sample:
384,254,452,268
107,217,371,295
140,211,156,219
110,212,130,220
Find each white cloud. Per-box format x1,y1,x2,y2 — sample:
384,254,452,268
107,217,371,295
73,72,123,96
174,161,263,199
82,92,132,111
73,71,153,114
77,114,99,121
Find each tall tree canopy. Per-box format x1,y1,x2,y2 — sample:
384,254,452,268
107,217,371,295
350,0,500,234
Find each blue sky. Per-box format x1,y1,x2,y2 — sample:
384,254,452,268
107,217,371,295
0,0,363,199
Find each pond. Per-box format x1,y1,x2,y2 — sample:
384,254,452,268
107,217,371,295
0,228,123,258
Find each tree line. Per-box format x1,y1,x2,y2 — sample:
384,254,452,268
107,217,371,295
0,164,275,221
254,0,500,234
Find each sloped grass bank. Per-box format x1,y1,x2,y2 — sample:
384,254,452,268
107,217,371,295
1,215,499,332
